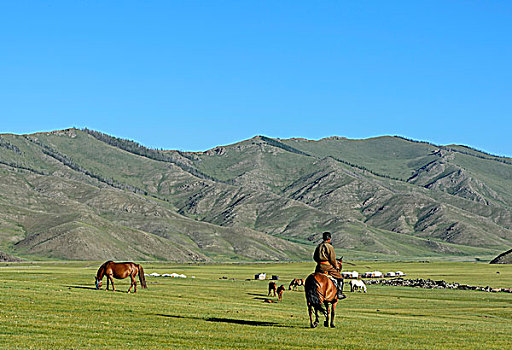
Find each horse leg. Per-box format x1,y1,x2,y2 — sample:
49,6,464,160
106,274,111,291
330,301,337,328
128,274,136,293
109,274,115,292
324,302,330,327
308,304,317,328
313,307,318,328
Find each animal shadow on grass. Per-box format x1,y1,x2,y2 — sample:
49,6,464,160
65,285,130,293
253,296,271,301
156,314,300,328
246,292,274,302
65,285,98,291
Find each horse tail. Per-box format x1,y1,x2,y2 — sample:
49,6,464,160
138,264,147,289
305,274,326,315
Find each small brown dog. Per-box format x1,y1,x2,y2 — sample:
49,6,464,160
277,285,285,301
268,281,277,296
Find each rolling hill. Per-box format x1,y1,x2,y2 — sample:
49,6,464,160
0,128,511,262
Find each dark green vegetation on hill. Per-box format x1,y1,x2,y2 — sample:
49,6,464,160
0,128,511,261
1,261,511,349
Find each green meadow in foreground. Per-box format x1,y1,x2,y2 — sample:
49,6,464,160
1,261,511,349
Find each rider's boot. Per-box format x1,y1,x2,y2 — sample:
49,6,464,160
336,278,347,299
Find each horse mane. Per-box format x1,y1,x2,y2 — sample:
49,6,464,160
96,260,113,279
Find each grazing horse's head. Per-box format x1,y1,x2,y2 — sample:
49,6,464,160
95,277,102,290
95,261,110,290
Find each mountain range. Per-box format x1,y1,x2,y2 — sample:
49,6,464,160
0,128,511,262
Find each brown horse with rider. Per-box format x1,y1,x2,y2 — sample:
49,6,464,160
305,231,346,328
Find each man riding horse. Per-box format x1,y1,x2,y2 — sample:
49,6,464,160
313,231,346,299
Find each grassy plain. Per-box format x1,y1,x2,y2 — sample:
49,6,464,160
1,261,511,349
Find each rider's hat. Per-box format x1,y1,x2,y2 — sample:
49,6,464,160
322,231,332,240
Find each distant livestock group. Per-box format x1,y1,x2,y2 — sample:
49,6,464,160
341,270,406,279
263,270,408,299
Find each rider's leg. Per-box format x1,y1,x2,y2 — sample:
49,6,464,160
336,278,346,299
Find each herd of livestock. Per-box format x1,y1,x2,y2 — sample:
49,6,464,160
264,275,368,303
259,270,404,301
93,261,404,299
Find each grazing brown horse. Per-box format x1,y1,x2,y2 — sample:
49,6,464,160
277,285,285,301
305,257,343,328
95,261,147,293
268,281,277,296
289,278,305,291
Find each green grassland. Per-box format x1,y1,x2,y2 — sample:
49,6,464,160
1,261,511,349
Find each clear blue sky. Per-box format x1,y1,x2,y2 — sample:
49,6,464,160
1,1,511,156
